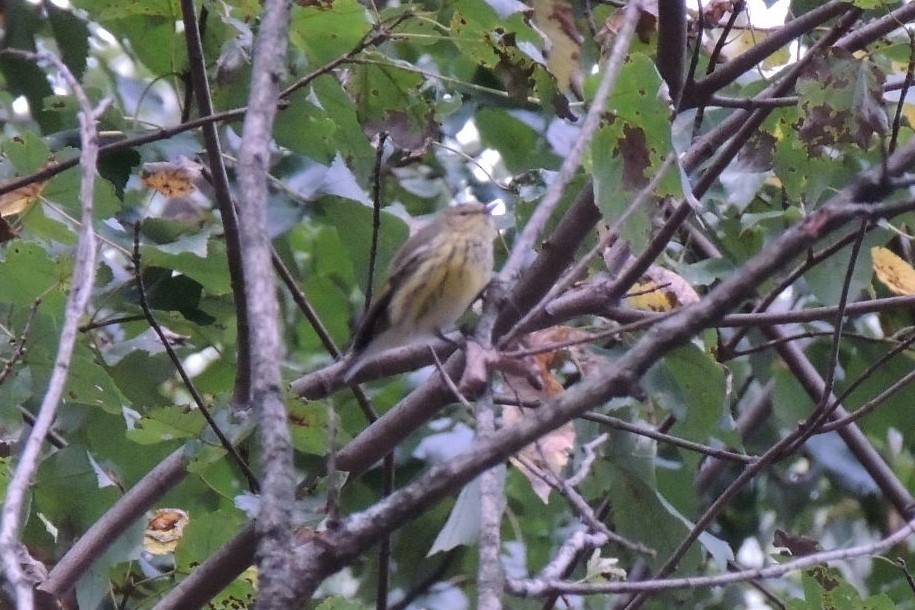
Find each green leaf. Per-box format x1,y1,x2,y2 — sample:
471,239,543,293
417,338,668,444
603,426,701,572
140,237,232,296
274,90,339,164
299,274,352,351
44,169,123,219
804,229,884,305
108,350,175,408
33,446,121,530
0,457,11,501
0,0,60,133
2,132,52,174
141,266,202,307
591,54,677,252
451,0,562,108
316,598,371,610
317,200,410,296
795,48,887,151
72,0,179,20
109,16,187,76
47,5,90,80
662,345,736,451
126,406,206,445
289,401,329,455
0,241,69,310
347,56,435,151
289,0,372,65
798,566,895,610
62,353,131,412
475,108,560,174
311,75,375,178
175,508,246,570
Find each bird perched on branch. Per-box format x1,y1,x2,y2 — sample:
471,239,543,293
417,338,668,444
343,201,498,382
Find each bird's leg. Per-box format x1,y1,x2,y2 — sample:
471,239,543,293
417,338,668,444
435,328,463,349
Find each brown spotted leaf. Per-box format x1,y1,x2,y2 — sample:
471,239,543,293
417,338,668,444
872,246,915,296
141,158,203,198
531,0,582,94
502,327,590,502
795,48,887,152
143,508,190,555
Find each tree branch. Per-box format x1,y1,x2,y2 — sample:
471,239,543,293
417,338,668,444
233,0,297,607
179,0,253,403
0,50,110,610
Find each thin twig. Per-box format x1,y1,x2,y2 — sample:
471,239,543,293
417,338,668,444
507,510,915,596
132,223,259,492
16,407,67,450
366,132,389,314
0,49,110,610
779,220,868,456
692,0,745,138
0,299,40,388
79,314,147,332
495,0,643,286
580,412,753,464
889,28,915,155
820,365,915,433
725,329,896,358
180,0,252,404
502,153,676,347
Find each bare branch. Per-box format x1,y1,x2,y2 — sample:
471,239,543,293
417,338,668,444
232,0,297,608
0,50,110,610
179,0,252,403
507,514,915,596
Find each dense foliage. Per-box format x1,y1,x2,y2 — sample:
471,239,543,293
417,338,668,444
3,0,915,609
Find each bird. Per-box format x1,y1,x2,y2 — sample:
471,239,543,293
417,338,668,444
343,201,498,382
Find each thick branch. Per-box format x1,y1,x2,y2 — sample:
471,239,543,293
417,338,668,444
683,2,853,107
285,197,915,603
233,0,297,608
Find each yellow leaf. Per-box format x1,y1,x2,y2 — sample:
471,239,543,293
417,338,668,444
627,280,674,312
532,0,582,93
626,266,700,312
872,246,915,296
0,160,53,219
143,508,189,555
141,158,202,197
0,181,44,217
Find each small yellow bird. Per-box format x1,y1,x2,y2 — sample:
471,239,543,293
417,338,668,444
343,202,498,382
